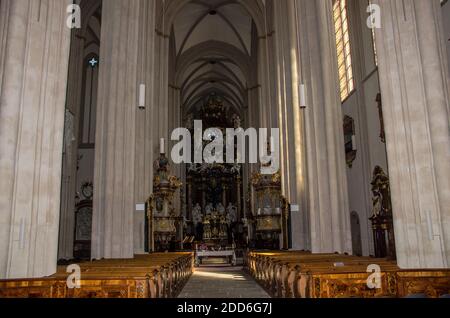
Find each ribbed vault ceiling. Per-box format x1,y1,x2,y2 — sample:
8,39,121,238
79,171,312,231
172,0,258,118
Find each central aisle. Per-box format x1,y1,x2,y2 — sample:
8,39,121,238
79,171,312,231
178,266,271,298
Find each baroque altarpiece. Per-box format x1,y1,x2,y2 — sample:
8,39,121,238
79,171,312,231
146,93,289,253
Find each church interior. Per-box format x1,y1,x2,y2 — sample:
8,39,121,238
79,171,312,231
0,0,450,299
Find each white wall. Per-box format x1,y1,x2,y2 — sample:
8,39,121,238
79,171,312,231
342,73,387,256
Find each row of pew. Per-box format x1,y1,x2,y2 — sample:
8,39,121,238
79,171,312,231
244,251,450,298
0,253,194,298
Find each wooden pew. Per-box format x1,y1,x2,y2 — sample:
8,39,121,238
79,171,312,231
244,251,450,298
396,270,450,298
0,253,194,298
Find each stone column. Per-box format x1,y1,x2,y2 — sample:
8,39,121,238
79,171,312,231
274,0,352,253
91,0,141,260
373,0,450,268
0,0,72,278
134,0,156,255
273,0,309,251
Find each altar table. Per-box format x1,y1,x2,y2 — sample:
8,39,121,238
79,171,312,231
195,250,237,267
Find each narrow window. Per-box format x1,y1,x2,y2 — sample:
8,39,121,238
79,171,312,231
333,0,355,101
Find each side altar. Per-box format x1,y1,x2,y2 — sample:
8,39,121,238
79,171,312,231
146,153,183,252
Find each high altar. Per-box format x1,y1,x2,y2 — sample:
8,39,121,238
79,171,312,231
146,93,290,253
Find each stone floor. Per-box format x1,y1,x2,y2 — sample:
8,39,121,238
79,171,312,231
178,266,271,298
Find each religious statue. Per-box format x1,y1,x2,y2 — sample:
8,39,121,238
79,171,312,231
219,215,228,239
153,153,170,183
216,203,225,214
226,203,237,225
370,166,392,219
205,203,213,215
203,218,212,240
201,211,229,242
232,114,241,129
369,166,396,259
192,203,203,226
371,190,383,218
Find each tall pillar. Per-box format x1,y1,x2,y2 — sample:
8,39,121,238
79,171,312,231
134,0,156,255
300,0,352,255
91,0,141,260
273,0,309,251
274,0,352,253
0,0,72,278
373,0,450,268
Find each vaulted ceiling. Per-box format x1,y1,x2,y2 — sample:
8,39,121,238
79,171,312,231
171,0,260,118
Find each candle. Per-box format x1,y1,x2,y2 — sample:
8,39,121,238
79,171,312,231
139,84,146,109
299,84,306,108
352,135,357,151
160,138,165,154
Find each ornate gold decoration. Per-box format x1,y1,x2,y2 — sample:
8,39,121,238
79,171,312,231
148,153,182,252
0,253,194,299
251,167,287,249
244,251,450,298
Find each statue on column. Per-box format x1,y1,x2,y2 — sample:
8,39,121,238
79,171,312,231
153,153,170,183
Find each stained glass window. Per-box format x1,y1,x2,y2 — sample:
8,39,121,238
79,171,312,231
333,0,355,101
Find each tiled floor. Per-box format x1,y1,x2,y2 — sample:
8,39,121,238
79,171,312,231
178,266,271,298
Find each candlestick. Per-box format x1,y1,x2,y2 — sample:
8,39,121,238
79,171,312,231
160,138,165,154
299,84,307,108
139,84,145,109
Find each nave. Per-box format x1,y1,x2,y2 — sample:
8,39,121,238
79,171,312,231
1,0,450,301
178,266,270,299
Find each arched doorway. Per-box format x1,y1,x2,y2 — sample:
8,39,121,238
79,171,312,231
350,211,363,257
